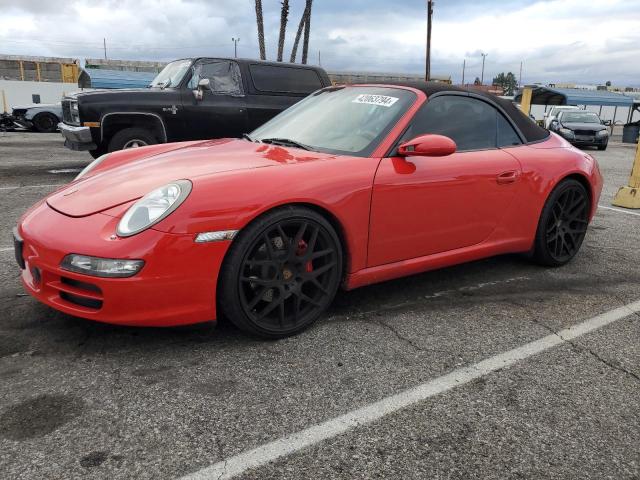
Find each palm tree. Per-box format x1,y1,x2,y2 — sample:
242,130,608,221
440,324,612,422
277,0,290,62
301,0,313,64
290,0,312,63
255,0,266,60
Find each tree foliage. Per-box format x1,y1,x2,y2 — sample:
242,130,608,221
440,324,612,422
492,72,518,96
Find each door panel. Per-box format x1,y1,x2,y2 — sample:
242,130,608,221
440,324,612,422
245,94,302,131
181,90,247,139
368,149,520,267
181,60,248,140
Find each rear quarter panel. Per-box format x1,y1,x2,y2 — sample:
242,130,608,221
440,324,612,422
500,133,602,248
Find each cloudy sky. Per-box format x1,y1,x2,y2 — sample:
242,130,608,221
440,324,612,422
2,0,640,86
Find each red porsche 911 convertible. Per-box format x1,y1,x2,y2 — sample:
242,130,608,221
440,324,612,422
14,82,603,337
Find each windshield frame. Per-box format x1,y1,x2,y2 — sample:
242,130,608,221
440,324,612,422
149,59,193,89
250,85,418,158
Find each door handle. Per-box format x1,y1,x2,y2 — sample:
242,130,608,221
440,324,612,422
497,170,519,185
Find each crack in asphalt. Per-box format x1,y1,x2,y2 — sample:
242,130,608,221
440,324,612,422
372,317,425,352
510,298,640,384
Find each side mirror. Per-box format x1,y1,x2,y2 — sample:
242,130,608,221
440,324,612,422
398,134,457,157
193,78,211,100
603,119,612,126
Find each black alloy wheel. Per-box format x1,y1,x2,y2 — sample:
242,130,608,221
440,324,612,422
533,179,590,266
219,207,342,338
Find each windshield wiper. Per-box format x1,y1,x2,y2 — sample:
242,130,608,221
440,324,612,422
260,137,312,151
242,133,255,142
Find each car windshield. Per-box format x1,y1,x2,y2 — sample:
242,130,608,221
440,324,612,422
561,112,600,123
250,86,416,157
150,59,192,88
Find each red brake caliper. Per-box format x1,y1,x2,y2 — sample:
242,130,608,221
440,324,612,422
296,240,313,273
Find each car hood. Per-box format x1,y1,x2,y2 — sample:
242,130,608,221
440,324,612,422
12,103,61,110
46,139,336,217
561,122,607,131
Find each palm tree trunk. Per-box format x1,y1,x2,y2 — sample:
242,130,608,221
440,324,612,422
277,0,290,62
255,0,266,60
290,0,312,63
301,0,313,64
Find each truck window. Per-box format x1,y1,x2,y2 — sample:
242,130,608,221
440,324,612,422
189,60,243,95
248,64,323,94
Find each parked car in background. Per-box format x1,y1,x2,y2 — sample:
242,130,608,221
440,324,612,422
544,105,580,129
59,58,332,158
550,110,609,150
11,104,62,133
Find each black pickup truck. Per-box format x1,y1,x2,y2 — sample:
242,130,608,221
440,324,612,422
59,58,331,158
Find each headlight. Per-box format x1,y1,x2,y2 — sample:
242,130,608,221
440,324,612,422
559,128,574,138
70,101,80,124
117,180,192,237
75,153,110,180
596,130,609,137
61,254,144,278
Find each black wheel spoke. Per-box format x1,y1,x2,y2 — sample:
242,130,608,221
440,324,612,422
306,261,336,278
309,248,333,260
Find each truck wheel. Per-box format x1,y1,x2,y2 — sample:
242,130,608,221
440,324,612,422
32,112,59,133
89,147,107,159
107,127,158,152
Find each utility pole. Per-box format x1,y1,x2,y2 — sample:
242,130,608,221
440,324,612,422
462,59,466,86
103,38,107,60
519,61,523,87
480,52,488,85
425,0,434,81
232,37,240,58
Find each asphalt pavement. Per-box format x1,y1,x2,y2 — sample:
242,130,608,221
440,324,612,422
0,131,638,479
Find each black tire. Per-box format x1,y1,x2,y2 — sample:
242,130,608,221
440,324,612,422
597,143,607,151
218,206,343,338
88,146,107,159
32,112,59,133
107,127,157,152
532,179,590,267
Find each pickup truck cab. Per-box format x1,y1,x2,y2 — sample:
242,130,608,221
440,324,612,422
59,58,331,158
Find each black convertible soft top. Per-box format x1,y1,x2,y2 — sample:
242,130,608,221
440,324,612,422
365,80,550,144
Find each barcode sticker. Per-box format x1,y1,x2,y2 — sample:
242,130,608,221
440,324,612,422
352,94,399,107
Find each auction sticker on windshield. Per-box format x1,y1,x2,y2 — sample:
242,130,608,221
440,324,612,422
352,94,399,107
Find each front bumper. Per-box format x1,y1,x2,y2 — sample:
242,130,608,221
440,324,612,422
558,131,609,147
15,202,229,326
59,122,96,151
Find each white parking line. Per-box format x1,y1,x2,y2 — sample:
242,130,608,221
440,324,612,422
0,247,13,252
599,205,640,217
0,183,64,191
180,300,640,480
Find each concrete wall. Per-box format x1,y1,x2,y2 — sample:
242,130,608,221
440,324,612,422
0,80,81,112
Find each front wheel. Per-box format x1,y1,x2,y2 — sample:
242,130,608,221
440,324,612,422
107,127,158,152
218,207,343,338
532,179,590,267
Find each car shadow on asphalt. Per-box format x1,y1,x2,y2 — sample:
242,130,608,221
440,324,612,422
2,254,547,359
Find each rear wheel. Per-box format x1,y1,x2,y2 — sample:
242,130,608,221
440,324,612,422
107,127,157,152
532,179,590,267
219,207,343,338
32,112,59,133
